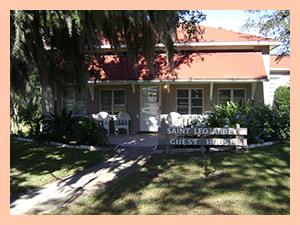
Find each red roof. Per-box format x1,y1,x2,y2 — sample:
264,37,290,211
88,26,275,81
88,52,267,81
270,55,290,69
176,24,279,43
98,24,280,46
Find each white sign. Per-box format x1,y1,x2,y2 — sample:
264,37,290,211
158,125,248,150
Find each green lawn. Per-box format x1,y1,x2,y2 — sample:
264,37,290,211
49,143,290,215
10,136,113,196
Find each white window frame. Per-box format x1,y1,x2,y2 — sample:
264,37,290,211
62,88,87,115
176,88,204,115
99,89,126,115
218,88,246,104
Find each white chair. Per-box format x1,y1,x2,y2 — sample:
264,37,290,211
114,112,131,134
167,112,184,127
92,111,111,134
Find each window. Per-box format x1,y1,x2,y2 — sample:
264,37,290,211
177,89,203,114
100,90,125,115
62,89,87,115
219,89,246,104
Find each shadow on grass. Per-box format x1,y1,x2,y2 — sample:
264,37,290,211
54,142,289,215
10,136,111,196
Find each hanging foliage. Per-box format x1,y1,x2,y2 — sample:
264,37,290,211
242,10,290,59
10,10,206,96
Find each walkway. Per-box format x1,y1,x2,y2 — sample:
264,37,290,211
10,133,161,215
109,133,164,147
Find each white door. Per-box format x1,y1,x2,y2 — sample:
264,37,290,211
140,86,161,132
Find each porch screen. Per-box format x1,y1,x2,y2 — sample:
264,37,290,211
219,89,246,104
177,89,203,115
100,90,125,115
62,89,87,115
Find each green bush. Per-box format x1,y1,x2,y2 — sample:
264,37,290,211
73,117,109,147
198,100,253,128
43,108,78,143
43,108,109,147
190,101,290,144
244,105,290,144
274,86,290,111
17,101,45,138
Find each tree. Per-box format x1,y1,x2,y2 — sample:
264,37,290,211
11,10,89,97
273,85,290,111
10,71,43,135
242,10,290,59
10,10,206,96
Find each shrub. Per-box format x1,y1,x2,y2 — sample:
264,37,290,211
43,108,78,143
274,86,290,111
192,101,290,144
243,105,290,144
73,117,109,147
43,108,109,147
17,101,45,138
200,100,253,128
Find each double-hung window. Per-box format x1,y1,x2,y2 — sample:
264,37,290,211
100,90,126,115
218,89,246,104
177,89,203,115
62,89,87,115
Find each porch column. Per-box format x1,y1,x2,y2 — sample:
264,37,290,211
131,84,135,93
210,82,214,100
166,83,170,93
251,82,257,100
87,83,95,101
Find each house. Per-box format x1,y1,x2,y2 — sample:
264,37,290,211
42,24,282,133
264,55,290,106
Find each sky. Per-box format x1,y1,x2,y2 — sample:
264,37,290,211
199,10,261,35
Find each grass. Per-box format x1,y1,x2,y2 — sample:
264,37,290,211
10,136,113,196
49,142,290,215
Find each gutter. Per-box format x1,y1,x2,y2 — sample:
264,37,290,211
87,78,268,85
172,41,280,50
96,41,281,52
270,68,290,72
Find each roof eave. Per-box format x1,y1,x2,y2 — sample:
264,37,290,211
96,41,281,53
270,68,290,72
173,41,281,48
88,78,268,85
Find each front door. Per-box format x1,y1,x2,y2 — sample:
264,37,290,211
140,86,161,132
